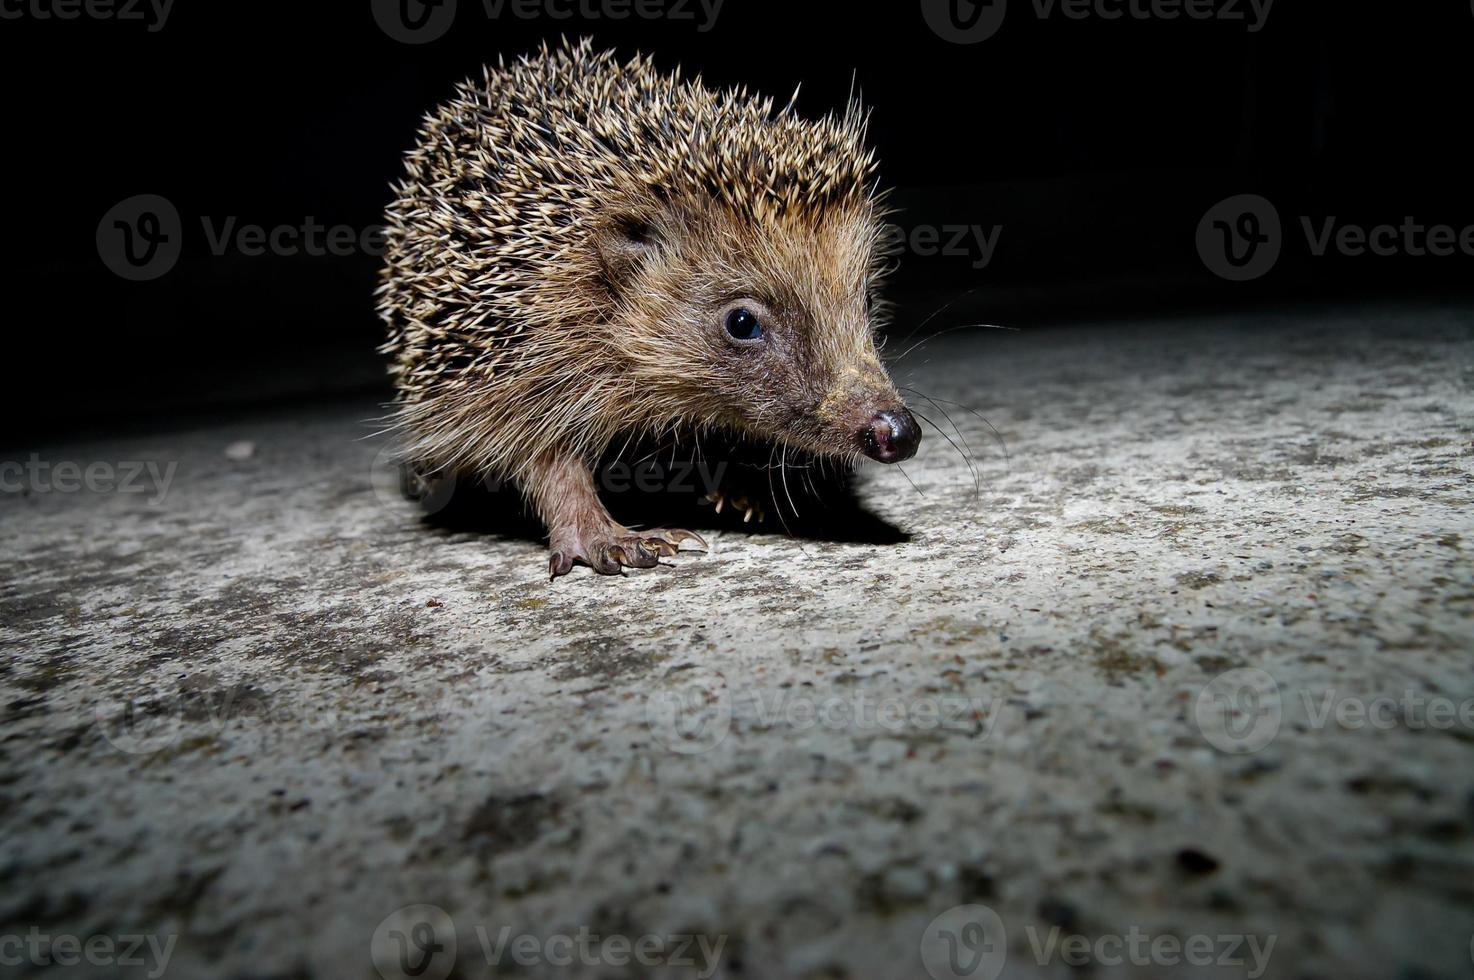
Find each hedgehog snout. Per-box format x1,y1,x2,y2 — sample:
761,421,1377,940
861,408,921,464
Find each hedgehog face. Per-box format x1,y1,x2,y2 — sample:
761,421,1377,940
596,199,920,465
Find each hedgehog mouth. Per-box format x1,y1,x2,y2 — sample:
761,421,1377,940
792,403,922,465
718,400,920,467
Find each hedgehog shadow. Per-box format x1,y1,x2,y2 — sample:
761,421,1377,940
415,463,909,547
610,471,910,545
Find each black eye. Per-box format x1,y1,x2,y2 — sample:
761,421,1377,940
724,307,763,341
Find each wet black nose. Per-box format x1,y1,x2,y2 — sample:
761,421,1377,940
862,409,921,463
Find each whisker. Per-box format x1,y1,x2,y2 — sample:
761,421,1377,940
801,458,821,501
765,444,804,549
909,405,981,500
908,391,1011,470
902,390,982,500
895,462,926,498
900,387,974,454
611,428,641,466
887,286,981,357
779,443,801,520
891,321,1017,366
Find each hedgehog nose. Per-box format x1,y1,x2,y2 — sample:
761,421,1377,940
863,409,921,463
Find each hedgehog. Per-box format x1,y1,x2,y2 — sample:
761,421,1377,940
378,38,920,578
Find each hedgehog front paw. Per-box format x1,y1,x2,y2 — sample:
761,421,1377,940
548,525,708,579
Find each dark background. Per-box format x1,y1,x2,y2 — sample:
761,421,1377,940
4,0,1472,440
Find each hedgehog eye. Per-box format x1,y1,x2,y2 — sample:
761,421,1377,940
724,307,763,342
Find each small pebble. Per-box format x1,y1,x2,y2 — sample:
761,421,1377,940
1176,847,1221,875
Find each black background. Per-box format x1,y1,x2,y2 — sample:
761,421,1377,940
4,0,1472,439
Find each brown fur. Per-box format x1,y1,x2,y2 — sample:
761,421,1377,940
378,39,912,574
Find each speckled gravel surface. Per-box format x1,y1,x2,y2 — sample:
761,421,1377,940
3,307,1472,980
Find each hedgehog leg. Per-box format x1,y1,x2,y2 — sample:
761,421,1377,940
525,452,707,579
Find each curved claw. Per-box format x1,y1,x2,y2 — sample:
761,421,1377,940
663,529,708,551
547,527,706,580
589,546,625,575
623,541,660,568
700,489,766,527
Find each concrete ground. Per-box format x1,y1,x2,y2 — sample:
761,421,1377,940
2,306,1472,980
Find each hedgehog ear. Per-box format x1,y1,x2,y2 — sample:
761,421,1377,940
596,214,660,289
